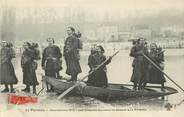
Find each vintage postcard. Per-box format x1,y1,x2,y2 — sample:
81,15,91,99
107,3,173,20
0,0,184,116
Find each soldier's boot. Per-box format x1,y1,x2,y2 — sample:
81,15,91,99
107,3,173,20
1,84,9,93
142,83,147,89
22,85,30,93
10,84,16,93
50,85,54,92
138,83,142,90
67,74,78,82
73,77,77,82
133,82,137,91
56,72,61,79
26,86,30,93
22,85,28,91
46,82,51,92
138,79,144,91
33,85,37,94
72,74,78,82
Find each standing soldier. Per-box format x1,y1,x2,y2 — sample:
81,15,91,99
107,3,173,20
0,41,18,93
147,43,166,91
63,27,82,82
129,40,138,90
129,38,149,90
41,38,62,92
21,42,39,94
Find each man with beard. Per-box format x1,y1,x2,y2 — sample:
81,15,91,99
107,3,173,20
64,27,82,82
42,38,62,92
0,41,18,93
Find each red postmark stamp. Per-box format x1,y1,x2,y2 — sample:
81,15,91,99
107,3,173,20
8,94,38,105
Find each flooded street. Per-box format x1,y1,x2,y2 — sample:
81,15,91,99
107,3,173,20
1,49,184,111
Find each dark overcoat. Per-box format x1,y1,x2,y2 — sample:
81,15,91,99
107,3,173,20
147,50,166,84
87,53,111,87
0,47,18,84
41,45,62,77
63,35,82,75
21,49,39,86
130,44,149,84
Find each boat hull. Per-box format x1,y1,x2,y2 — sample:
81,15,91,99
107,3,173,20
44,76,178,101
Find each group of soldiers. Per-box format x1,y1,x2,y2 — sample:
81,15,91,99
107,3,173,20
0,41,42,93
0,27,166,95
0,27,80,94
129,38,166,91
0,27,111,94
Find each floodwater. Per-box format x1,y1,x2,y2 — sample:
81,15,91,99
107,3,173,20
0,49,184,111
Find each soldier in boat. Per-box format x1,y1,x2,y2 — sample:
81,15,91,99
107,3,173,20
0,41,18,93
129,38,149,90
129,40,138,89
87,45,112,88
42,38,62,92
86,44,97,86
147,43,166,91
21,42,40,94
63,27,82,82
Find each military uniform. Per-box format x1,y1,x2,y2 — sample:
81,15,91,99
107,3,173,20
87,52,111,87
0,46,18,92
63,35,82,81
21,47,39,93
130,44,149,90
147,49,166,85
42,45,62,78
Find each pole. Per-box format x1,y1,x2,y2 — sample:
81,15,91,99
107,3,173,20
142,53,184,92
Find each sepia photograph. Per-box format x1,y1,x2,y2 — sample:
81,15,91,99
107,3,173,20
0,0,184,116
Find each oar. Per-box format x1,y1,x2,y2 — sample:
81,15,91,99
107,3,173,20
152,50,165,56
142,53,184,92
57,51,119,100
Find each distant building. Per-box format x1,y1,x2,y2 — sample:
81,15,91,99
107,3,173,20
131,25,152,39
96,25,118,41
160,26,184,38
117,31,131,41
83,24,119,42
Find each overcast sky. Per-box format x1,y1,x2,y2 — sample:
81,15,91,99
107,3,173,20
1,0,184,23
2,0,184,11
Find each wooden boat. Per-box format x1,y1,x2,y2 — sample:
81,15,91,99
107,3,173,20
44,76,178,101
